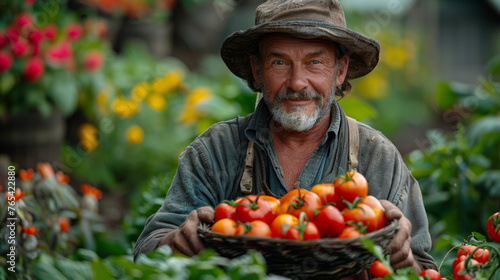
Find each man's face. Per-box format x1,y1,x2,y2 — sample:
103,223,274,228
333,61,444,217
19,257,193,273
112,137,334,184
250,34,349,132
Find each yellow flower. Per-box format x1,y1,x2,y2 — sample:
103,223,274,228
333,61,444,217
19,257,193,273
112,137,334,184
111,96,139,118
382,45,408,69
78,123,98,151
147,94,167,112
186,87,212,107
354,69,388,99
152,68,184,95
131,81,150,101
179,109,200,124
126,125,144,144
95,90,109,115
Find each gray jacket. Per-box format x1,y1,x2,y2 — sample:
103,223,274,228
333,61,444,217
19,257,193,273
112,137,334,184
134,100,437,271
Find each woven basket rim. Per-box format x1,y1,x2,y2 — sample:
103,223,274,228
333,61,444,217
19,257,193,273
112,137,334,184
198,218,399,246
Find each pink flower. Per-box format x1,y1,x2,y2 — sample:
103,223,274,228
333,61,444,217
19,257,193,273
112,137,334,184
6,25,20,43
46,40,72,65
82,50,104,72
0,50,13,73
23,57,45,83
15,12,32,29
11,37,30,58
44,24,58,41
65,22,82,41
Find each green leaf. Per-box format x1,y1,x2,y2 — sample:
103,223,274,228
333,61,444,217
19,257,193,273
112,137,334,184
435,81,458,111
466,116,500,146
486,54,500,75
339,98,377,121
47,72,78,116
33,254,68,280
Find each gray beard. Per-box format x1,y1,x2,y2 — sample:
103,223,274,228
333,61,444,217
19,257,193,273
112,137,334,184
263,87,334,132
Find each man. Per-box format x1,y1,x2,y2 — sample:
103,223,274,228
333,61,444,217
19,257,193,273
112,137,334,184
134,0,438,277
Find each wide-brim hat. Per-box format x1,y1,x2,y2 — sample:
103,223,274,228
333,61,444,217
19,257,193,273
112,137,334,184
221,0,381,91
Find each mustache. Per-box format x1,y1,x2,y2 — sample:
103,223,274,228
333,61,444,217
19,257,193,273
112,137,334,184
275,89,323,102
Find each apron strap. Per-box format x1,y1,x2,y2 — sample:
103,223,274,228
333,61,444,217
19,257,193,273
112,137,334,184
347,116,359,172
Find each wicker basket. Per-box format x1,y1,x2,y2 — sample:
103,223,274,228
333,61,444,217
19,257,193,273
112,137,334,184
198,219,399,279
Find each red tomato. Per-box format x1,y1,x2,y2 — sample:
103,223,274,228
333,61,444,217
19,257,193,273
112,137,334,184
338,226,364,239
214,200,238,222
419,269,441,280
241,220,272,237
211,218,243,235
486,212,500,242
452,255,466,272
361,195,387,231
270,214,299,238
368,260,391,278
314,205,345,238
259,195,281,214
342,202,377,233
284,212,320,241
277,188,322,221
235,195,275,224
453,258,478,280
310,183,335,206
333,171,368,210
457,245,477,259
473,248,490,264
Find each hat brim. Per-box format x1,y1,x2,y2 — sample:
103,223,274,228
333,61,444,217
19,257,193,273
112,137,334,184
221,20,380,89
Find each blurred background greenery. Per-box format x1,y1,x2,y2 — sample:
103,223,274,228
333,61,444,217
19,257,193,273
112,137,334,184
1,0,500,278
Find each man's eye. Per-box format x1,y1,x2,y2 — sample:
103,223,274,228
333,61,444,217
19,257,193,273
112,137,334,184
273,60,285,66
311,60,321,65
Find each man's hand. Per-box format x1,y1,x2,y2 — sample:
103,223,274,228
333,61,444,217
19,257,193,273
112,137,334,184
379,200,422,274
157,206,214,256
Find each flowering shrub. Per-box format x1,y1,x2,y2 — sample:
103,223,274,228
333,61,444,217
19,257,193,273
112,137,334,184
0,0,110,118
0,162,104,276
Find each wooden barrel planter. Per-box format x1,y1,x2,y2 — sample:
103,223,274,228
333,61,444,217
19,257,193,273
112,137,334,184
0,110,65,169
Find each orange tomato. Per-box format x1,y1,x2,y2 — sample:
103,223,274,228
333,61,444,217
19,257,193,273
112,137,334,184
310,183,335,206
333,171,368,210
211,218,243,235
241,220,272,237
277,188,322,221
270,213,299,238
361,196,387,231
259,195,281,214
338,226,364,239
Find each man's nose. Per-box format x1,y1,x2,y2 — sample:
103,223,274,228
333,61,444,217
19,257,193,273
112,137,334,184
287,64,308,92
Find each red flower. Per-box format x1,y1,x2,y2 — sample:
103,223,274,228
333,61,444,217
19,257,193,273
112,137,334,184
65,22,82,41
28,29,43,45
80,183,103,199
11,37,30,58
6,25,20,42
58,217,70,232
23,57,45,82
19,168,34,181
0,30,8,48
24,225,40,235
56,171,70,184
44,23,58,41
0,50,13,72
15,12,33,29
82,50,104,72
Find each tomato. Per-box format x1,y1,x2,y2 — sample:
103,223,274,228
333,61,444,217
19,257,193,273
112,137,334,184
452,255,466,272
457,245,477,259
473,248,490,264
270,214,299,238
241,220,272,237
211,218,243,235
235,195,275,224
214,200,238,222
419,269,441,280
333,171,368,210
259,195,281,214
486,212,500,242
453,258,478,280
360,195,387,231
284,212,320,241
342,201,377,233
310,183,335,206
314,205,345,238
277,188,322,221
338,226,364,239
368,260,391,278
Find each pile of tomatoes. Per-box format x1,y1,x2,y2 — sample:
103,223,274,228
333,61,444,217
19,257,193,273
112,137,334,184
211,171,388,241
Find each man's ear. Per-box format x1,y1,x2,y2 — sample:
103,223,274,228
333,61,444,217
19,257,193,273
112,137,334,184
336,55,349,87
250,56,262,88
